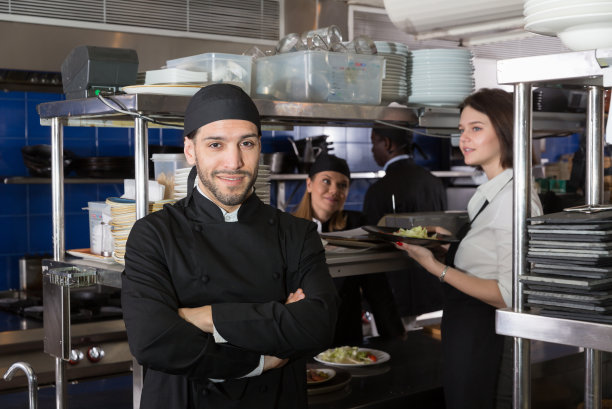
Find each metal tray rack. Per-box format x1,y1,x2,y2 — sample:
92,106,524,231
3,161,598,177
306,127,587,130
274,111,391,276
495,48,612,409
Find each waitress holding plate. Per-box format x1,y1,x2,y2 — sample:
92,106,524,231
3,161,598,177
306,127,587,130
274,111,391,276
394,89,542,409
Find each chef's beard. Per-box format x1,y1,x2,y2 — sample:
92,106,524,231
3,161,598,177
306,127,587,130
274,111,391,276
195,158,258,207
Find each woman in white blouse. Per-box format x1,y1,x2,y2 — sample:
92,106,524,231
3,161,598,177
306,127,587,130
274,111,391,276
395,88,542,409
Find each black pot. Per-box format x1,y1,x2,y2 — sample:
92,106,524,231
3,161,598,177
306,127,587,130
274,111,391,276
21,144,76,177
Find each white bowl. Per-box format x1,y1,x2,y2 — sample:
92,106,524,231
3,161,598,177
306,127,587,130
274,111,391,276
525,11,612,35
557,22,612,51
525,3,612,24
525,0,612,15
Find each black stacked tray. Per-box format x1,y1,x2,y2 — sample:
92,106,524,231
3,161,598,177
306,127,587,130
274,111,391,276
72,156,135,178
524,209,612,324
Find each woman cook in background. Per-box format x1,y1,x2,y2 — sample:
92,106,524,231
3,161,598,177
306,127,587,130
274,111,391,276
394,88,543,409
293,154,405,346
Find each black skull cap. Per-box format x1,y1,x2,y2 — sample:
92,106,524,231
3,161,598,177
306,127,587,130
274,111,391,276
308,154,351,179
183,83,261,137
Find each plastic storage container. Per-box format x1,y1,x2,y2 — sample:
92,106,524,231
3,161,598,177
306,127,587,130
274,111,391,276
253,50,385,104
87,201,111,255
165,53,252,95
152,153,189,200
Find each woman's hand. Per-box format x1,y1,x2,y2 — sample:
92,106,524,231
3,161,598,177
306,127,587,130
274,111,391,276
394,241,436,267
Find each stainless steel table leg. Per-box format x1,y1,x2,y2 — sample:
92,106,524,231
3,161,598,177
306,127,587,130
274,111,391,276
50,116,67,409
134,117,149,219
132,115,149,409
512,82,533,409
583,85,605,409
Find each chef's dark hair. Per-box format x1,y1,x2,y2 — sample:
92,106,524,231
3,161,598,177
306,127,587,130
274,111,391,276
460,88,514,169
371,127,413,155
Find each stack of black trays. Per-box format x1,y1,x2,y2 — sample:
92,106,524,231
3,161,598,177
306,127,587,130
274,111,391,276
525,209,612,324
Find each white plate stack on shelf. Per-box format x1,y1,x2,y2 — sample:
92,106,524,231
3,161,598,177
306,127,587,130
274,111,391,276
374,41,410,104
524,0,612,51
122,68,210,96
174,166,196,200
407,48,475,107
256,164,271,204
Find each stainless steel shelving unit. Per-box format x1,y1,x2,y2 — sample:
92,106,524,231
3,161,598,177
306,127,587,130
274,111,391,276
36,92,590,409
495,48,612,409
34,97,428,409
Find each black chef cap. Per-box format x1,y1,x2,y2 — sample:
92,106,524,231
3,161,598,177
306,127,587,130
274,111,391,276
183,83,261,138
308,154,351,179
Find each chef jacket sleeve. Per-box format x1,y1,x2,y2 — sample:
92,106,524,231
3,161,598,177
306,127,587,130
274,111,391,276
211,221,339,359
122,217,261,380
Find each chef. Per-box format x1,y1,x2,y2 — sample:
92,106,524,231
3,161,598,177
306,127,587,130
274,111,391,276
121,84,339,409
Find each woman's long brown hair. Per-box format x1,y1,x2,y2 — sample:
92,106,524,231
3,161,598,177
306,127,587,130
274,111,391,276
292,179,348,232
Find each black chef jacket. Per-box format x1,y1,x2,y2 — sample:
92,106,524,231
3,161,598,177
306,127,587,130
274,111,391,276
121,174,339,409
363,157,447,317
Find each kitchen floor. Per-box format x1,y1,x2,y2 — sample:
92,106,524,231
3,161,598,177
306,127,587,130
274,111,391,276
1,374,132,409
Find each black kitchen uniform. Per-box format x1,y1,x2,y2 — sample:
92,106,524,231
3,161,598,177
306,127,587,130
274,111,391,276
122,169,339,409
363,157,447,317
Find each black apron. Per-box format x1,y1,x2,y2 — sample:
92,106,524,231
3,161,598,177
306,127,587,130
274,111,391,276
441,200,505,409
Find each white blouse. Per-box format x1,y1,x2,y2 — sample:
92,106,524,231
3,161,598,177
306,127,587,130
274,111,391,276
453,169,543,308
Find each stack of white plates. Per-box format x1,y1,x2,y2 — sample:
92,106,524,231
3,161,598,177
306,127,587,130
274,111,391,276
407,48,475,107
256,164,271,204
524,0,612,51
174,166,196,200
374,41,410,104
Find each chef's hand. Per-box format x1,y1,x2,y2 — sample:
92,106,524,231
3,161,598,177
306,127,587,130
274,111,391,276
262,355,289,372
286,288,305,304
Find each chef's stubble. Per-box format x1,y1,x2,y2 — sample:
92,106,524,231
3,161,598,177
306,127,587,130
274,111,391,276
195,156,259,207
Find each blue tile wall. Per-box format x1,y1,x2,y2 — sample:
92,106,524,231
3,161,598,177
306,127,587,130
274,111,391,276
0,91,132,290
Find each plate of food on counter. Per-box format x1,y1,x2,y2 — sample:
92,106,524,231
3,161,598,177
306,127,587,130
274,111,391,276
314,346,390,367
306,367,336,385
362,225,458,248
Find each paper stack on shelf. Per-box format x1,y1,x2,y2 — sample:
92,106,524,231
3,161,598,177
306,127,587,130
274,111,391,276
524,209,612,324
106,197,174,265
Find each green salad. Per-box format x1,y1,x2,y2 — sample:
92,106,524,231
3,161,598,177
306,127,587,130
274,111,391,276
318,346,377,364
393,226,435,239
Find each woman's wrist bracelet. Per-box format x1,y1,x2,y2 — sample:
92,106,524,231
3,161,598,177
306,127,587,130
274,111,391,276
439,265,450,283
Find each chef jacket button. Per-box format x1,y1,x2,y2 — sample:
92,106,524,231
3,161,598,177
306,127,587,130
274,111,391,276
259,385,268,393
201,388,208,396
268,218,275,225
201,275,210,283
194,225,202,232
272,273,280,280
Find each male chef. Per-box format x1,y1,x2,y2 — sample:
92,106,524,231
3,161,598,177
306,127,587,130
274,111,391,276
121,83,338,409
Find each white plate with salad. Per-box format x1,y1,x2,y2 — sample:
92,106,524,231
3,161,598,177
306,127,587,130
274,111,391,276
314,346,390,367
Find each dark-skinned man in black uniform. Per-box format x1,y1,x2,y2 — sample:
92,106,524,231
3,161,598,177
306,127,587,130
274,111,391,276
363,126,447,323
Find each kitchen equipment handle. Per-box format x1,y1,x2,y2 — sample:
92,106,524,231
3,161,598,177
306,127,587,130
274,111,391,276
3,361,38,409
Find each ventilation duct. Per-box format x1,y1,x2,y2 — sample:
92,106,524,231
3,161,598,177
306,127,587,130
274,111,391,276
382,0,529,44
